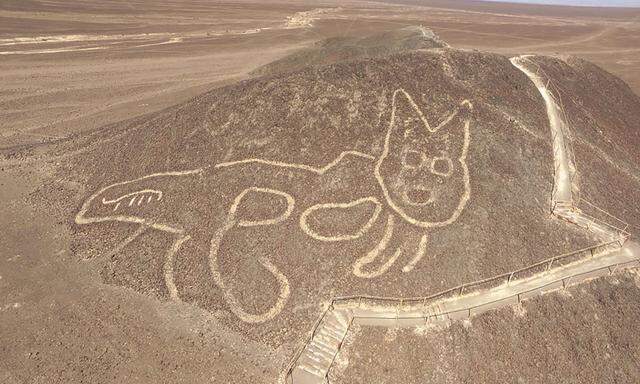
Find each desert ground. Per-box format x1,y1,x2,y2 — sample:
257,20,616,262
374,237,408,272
1,1,639,384
2,0,640,149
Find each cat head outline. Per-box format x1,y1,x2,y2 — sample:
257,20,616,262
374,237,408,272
375,89,473,228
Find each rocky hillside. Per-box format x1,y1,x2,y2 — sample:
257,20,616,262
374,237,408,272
4,27,639,384
251,26,448,77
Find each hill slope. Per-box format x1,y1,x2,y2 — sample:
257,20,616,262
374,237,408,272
2,29,639,384
251,26,448,77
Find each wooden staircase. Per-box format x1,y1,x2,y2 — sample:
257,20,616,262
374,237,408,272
289,308,352,383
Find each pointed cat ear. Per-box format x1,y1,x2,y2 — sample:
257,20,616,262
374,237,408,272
381,89,432,160
430,99,472,161
390,89,434,137
386,89,472,160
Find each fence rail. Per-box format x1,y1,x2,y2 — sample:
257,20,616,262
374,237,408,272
284,235,632,383
330,237,626,307
349,257,640,325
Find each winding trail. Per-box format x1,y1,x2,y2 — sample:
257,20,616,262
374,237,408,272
510,56,576,206
284,55,638,384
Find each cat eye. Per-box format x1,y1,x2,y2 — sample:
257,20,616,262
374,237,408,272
401,149,426,169
430,156,453,177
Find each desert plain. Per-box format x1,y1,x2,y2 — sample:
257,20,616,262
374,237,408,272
1,1,640,383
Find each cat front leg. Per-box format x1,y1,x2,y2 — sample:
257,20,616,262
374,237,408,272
401,232,428,273
352,216,430,277
352,213,403,278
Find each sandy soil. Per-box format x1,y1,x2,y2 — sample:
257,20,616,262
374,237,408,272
3,41,638,383
0,0,326,148
0,166,279,384
1,0,639,149
1,1,639,383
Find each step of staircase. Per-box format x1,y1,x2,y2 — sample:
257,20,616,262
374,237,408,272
290,308,352,383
